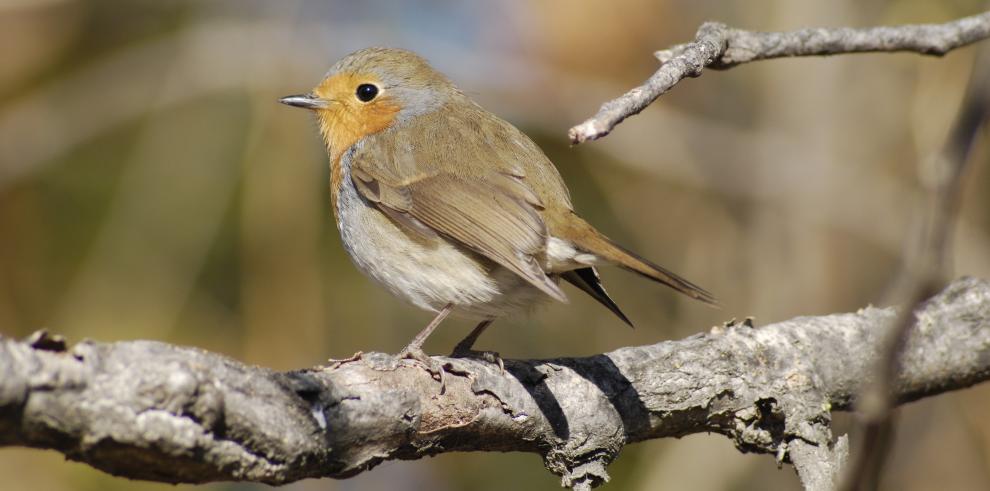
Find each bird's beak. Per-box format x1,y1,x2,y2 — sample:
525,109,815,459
279,94,330,110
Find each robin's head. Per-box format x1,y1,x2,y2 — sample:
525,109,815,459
280,47,458,153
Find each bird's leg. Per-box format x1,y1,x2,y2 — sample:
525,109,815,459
450,319,503,373
398,304,454,387
451,319,492,353
402,304,453,353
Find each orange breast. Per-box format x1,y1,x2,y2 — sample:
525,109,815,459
314,73,401,217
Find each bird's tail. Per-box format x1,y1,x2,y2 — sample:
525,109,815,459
557,214,718,306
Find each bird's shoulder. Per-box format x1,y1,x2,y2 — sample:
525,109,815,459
354,101,572,210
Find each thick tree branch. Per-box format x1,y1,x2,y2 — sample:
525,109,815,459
0,277,988,489
569,12,990,143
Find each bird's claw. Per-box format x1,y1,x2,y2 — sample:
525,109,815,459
327,351,364,369
398,346,446,393
450,347,505,374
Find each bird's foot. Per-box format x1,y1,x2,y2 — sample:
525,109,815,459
450,347,505,374
327,351,364,369
397,345,446,393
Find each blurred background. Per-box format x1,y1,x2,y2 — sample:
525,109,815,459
1,0,989,489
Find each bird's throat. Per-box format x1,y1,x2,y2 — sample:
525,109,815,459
316,102,399,218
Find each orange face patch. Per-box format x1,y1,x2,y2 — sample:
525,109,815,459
313,73,401,216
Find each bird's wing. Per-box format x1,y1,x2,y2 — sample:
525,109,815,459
349,149,567,302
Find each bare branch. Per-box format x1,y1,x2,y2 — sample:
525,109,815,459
838,42,990,491
1,277,988,490
569,12,990,144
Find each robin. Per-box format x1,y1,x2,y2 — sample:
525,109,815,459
280,47,715,373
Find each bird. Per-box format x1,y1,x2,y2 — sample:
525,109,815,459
280,47,716,372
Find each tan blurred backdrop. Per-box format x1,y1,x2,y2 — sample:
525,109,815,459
1,0,989,490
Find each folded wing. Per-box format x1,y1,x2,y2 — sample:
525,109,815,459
350,159,567,302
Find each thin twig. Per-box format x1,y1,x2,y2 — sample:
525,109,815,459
569,11,990,144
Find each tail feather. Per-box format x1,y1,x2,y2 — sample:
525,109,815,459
562,267,634,327
558,215,718,306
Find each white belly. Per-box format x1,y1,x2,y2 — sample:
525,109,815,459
335,174,553,319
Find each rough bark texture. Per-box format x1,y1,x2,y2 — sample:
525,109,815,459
0,277,988,489
569,12,990,143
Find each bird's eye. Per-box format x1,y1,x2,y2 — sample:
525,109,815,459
355,83,379,102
